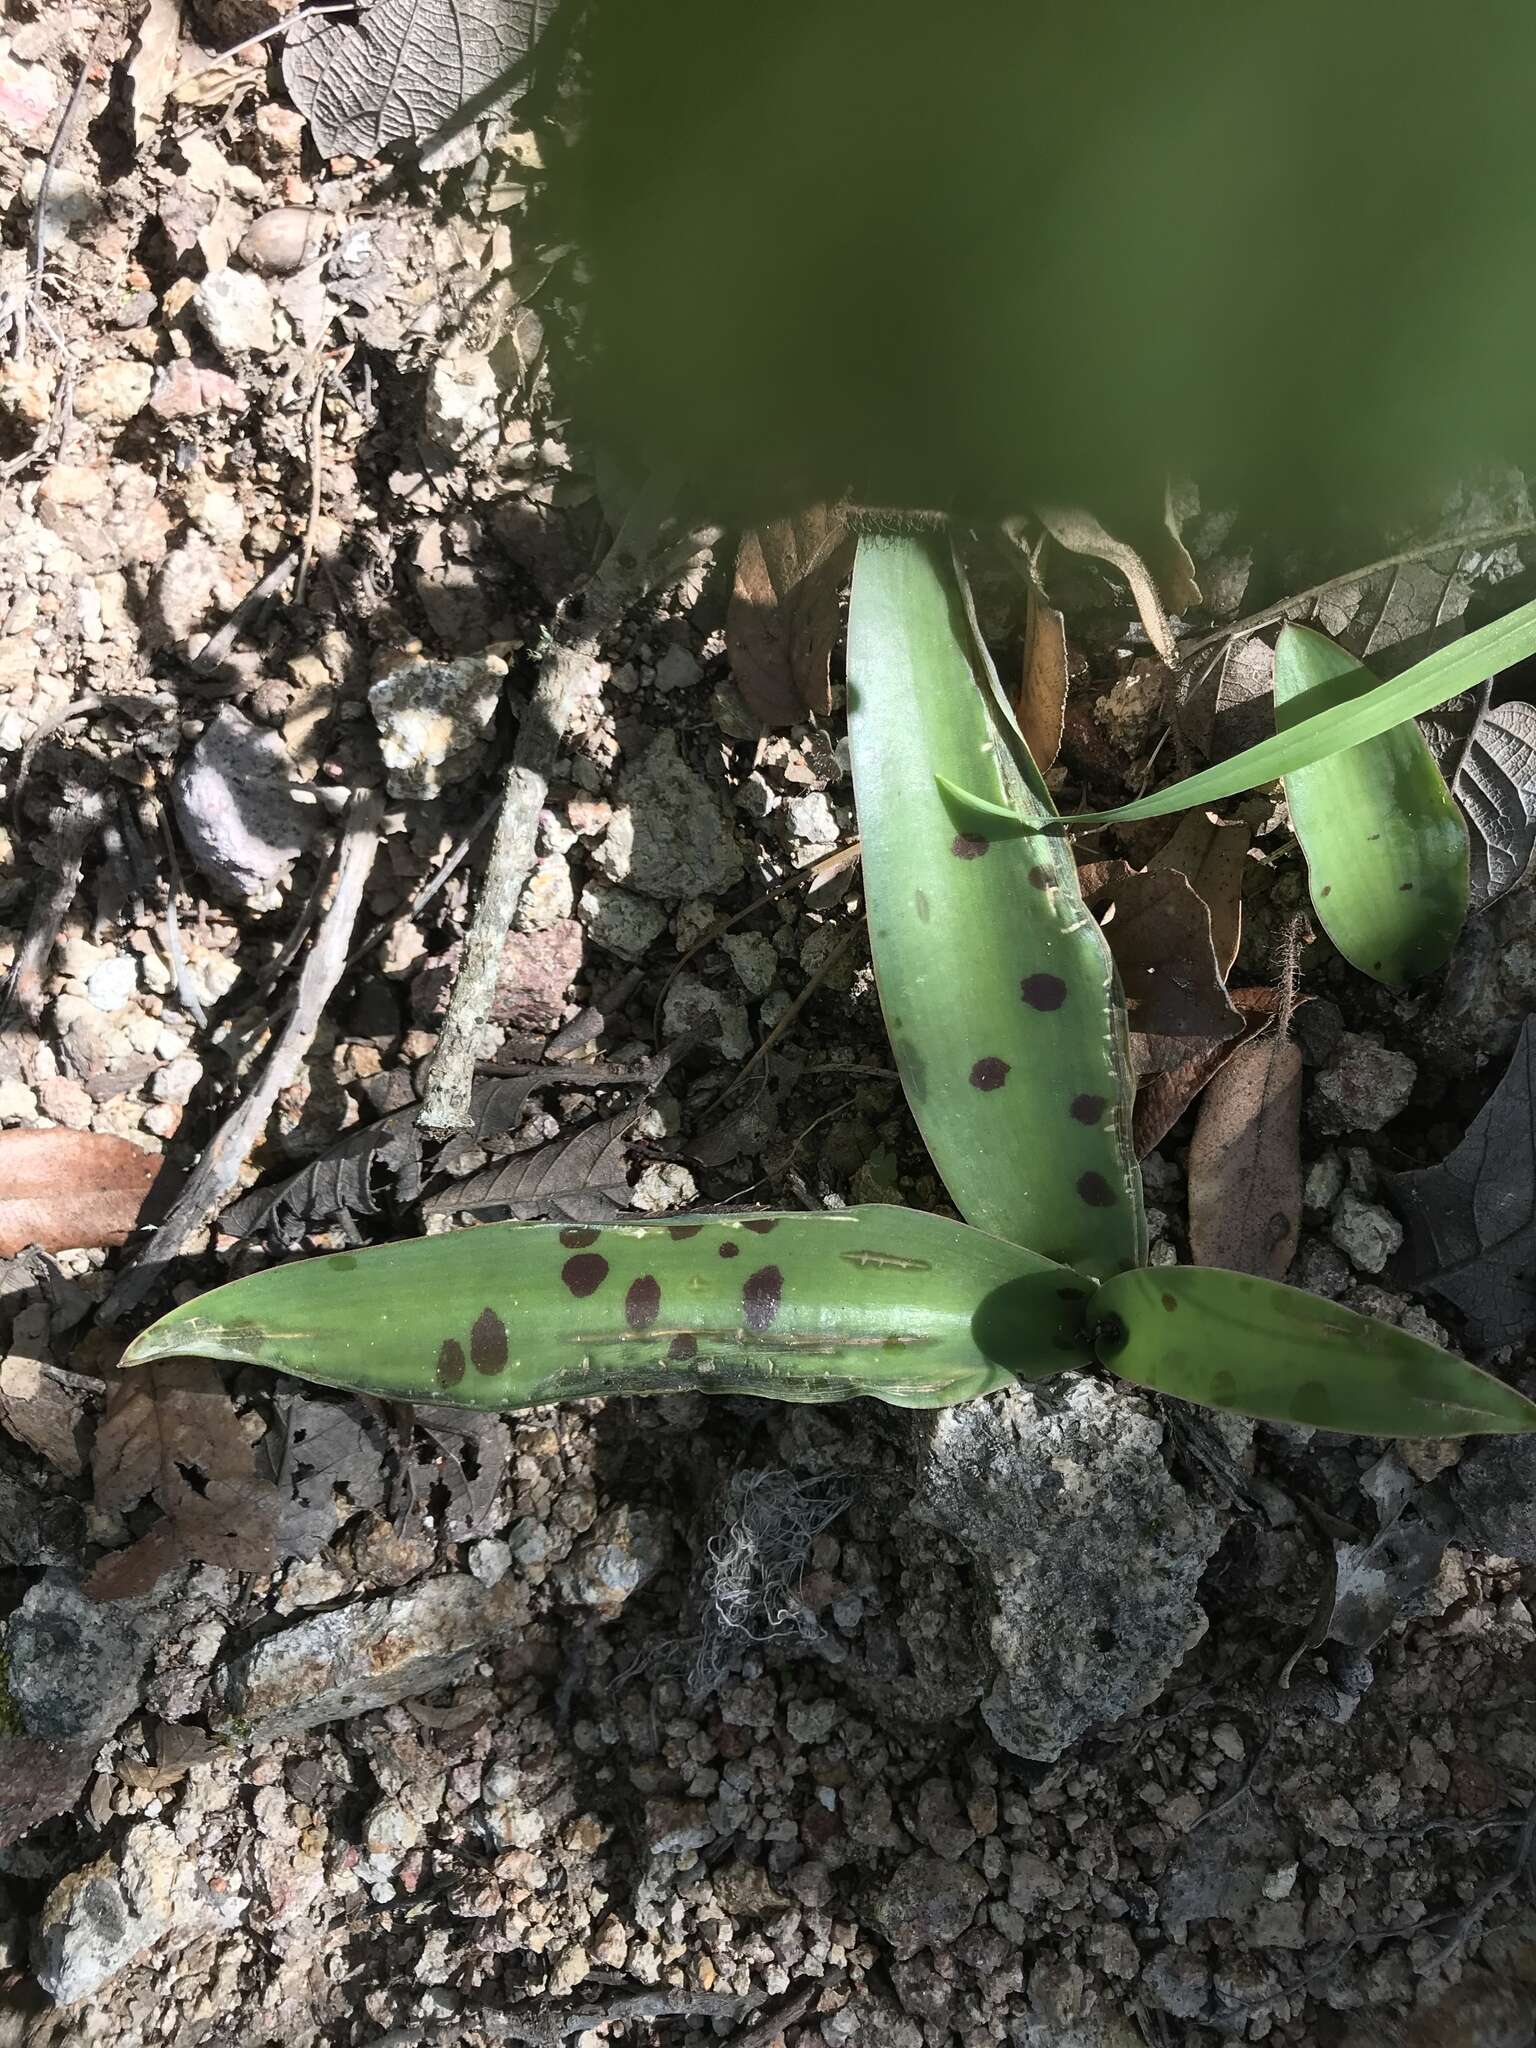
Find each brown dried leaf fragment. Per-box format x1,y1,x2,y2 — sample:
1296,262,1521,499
1148,810,1251,978
727,506,855,726
1016,586,1069,774
1188,1030,1303,1279
0,1130,160,1257
87,1359,279,1600
1133,986,1286,1157
1082,867,1241,1065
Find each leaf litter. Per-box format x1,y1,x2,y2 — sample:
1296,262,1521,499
727,506,855,726
1391,1016,1536,1346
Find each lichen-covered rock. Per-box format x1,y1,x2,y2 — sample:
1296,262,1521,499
1,1570,166,1747
32,1821,239,2005
369,653,508,800
209,1574,522,1741
592,733,745,900
867,1850,986,1961
1311,1032,1416,1134
914,1379,1224,1761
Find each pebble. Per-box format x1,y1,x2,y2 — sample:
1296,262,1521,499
85,955,139,1013
468,1538,512,1587
173,706,312,899
630,1161,698,1213
593,734,744,900
577,882,666,962
653,643,702,694
194,267,279,356
1328,1188,1403,1274
662,974,752,1063
919,1378,1225,1761
1312,1032,1416,1133
722,932,779,998
867,1852,986,1961
237,207,327,276
785,791,839,851
554,1505,670,1616
369,654,508,801
73,360,153,425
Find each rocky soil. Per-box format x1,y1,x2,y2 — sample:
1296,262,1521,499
1,6,1534,2047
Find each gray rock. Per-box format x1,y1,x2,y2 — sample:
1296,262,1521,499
915,1379,1224,1761
1140,1945,1211,2020
1,1570,164,1747
653,643,702,694
173,706,312,899
424,352,500,456
593,734,744,900
785,791,839,849
209,1574,520,1741
1451,1431,1536,1560
579,882,668,962
84,954,138,1014
644,1798,715,1856
722,931,779,998
369,653,508,800
662,973,752,1062
868,1851,986,1960
1311,1033,1416,1133
554,1505,669,1615
32,1821,238,2005
194,267,278,355
1328,1189,1403,1274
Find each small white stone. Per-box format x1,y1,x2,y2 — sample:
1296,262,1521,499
194,268,279,356
86,955,139,1013
630,1161,698,1214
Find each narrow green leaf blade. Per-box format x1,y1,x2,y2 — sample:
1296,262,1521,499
847,535,1144,1278
1049,595,1536,828
1274,624,1469,984
120,1207,1092,1413
1092,1265,1536,1436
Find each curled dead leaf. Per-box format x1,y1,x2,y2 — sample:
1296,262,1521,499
727,506,855,726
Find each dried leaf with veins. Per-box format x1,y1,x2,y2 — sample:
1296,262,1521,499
1148,809,1250,977
0,1130,159,1257
1132,986,1286,1157
1390,1018,1536,1346
1187,1029,1303,1280
87,1358,279,1600
727,507,855,726
1080,866,1241,1070
1450,699,1536,910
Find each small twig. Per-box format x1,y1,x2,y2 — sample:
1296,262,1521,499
29,36,101,313
722,1980,818,2048
191,550,299,681
295,350,351,607
364,1988,741,2048
418,477,680,1137
343,791,501,978
707,927,861,1111
157,809,209,1033
1,794,106,1028
103,791,382,1322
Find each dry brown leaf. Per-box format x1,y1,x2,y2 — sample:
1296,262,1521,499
1148,810,1250,978
1037,504,1176,664
1188,1030,1304,1279
1082,867,1241,1067
127,0,185,144
1133,986,1285,1157
87,1358,279,1600
1016,586,1069,774
1157,478,1203,613
0,1130,159,1257
727,506,855,726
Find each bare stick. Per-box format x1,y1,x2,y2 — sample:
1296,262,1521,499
2,793,106,1027
364,1988,741,2048
103,792,382,1321
418,482,681,1137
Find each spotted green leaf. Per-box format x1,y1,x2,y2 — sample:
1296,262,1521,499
846,535,1144,1279
1272,624,1469,983
948,594,1536,831
120,1206,1094,1412
1090,1264,1536,1436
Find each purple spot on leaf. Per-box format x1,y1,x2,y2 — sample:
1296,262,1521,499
743,1265,783,1331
